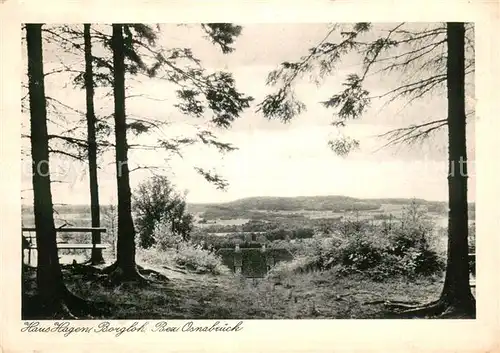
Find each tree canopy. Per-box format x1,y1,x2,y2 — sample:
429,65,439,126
259,22,474,155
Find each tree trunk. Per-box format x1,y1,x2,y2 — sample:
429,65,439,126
390,23,475,319
439,22,475,314
106,24,144,282
84,23,105,265
26,24,90,318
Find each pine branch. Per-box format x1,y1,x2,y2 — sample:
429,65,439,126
371,74,447,102
129,165,169,173
376,119,447,149
200,23,242,54
194,167,229,191
48,148,86,161
126,93,169,102
47,134,88,148
197,130,238,153
42,27,84,52
360,23,405,81
373,40,446,75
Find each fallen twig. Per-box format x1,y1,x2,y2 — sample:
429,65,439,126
363,299,421,306
161,265,188,274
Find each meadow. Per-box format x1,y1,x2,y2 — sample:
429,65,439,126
21,196,476,319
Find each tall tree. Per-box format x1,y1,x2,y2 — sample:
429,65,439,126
259,22,475,317
394,22,474,317
438,22,474,315
23,24,253,282
104,24,144,281
100,23,252,282
26,24,89,318
84,23,105,265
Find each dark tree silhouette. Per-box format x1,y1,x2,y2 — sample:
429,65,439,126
84,23,105,265
102,24,146,282
26,23,90,318
99,23,252,283
402,22,474,317
23,23,253,284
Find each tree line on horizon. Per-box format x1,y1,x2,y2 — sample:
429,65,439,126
24,22,474,318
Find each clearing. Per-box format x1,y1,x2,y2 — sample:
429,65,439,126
22,259,449,320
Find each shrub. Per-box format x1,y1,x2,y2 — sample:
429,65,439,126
291,228,315,239
133,176,193,249
335,213,369,237
138,242,229,275
266,256,318,281
266,202,445,281
335,229,444,281
152,221,184,251
173,243,229,275
385,200,444,278
338,231,386,271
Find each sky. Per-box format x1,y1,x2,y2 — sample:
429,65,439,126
21,23,476,205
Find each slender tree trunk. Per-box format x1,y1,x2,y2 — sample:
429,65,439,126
26,24,90,318
439,22,475,314
84,23,105,265
106,24,143,281
392,23,475,319
27,22,63,308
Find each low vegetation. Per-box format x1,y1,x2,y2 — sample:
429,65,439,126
22,193,476,319
138,245,228,276
269,202,446,282
23,253,444,319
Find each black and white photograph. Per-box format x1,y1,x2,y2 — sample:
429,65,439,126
18,21,479,321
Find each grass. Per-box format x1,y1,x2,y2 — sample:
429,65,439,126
21,205,473,319
22,257,446,320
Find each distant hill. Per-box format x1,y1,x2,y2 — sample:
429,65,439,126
21,196,475,221
187,195,461,220
189,195,378,213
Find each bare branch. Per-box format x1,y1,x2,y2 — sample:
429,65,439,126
48,134,88,147
48,148,86,161
129,165,169,173
46,96,85,116
376,119,447,149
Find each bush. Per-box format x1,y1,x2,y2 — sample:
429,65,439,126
173,243,229,275
266,256,319,281
267,202,445,281
151,221,184,251
337,229,443,280
338,231,386,271
138,242,229,275
133,176,193,249
335,213,369,237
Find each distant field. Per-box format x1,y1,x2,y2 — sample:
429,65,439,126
21,196,474,242
196,218,250,227
21,205,451,229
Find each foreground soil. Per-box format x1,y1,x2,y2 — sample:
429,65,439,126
22,260,461,320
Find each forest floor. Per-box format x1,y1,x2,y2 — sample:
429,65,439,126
22,258,461,320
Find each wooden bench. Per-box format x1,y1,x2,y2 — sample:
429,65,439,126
22,227,107,265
